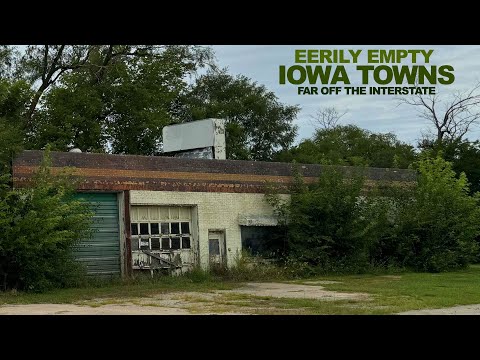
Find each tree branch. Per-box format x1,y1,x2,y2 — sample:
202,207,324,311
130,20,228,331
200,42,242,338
399,83,480,143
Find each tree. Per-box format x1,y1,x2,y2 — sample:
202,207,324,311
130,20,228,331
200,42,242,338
275,125,416,169
400,83,480,144
2,47,299,159
0,45,213,154
310,107,347,130
0,78,33,173
0,149,94,291
18,45,92,124
177,69,299,161
397,156,480,272
418,137,480,194
19,45,214,154
8,46,213,126
0,45,18,79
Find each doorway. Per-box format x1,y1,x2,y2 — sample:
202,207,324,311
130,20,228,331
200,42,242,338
208,230,226,268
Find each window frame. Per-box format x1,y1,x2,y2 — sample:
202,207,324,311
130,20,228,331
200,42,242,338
131,220,192,251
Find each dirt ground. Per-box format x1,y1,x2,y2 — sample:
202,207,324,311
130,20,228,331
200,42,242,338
0,303,190,315
0,281,368,315
2,281,479,315
398,304,480,315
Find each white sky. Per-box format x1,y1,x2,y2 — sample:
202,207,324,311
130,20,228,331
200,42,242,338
212,45,480,146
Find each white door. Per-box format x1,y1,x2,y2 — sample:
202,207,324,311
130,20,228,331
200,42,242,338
208,230,226,267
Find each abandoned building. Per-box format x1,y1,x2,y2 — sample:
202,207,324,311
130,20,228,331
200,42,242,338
12,119,416,277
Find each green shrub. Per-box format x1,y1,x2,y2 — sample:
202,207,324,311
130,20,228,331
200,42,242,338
361,184,413,269
0,148,94,292
396,156,480,272
267,166,377,272
267,157,480,274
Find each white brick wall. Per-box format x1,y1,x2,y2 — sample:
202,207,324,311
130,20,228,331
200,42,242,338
130,190,289,268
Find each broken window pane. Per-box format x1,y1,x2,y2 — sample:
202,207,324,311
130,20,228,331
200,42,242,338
171,222,180,234
140,238,150,250
171,237,181,250
131,223,138,235
140,223,149,235
151,223,159,235
161,238,170,249
151,238,160,250
161,223,169,234
182,237,191,249
181,222,190,234
131,237,139,251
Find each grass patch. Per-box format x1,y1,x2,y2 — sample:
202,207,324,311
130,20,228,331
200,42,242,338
0,271,238,305
2,265,480,314
289,264,480,314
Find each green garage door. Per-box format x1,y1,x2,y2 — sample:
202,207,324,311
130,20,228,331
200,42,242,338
74,193,121,275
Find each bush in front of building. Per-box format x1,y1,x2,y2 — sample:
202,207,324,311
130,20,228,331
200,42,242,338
367,155,480,272
266,156,480,274
0,148,94,292
267,166,376,274
394,155,480,272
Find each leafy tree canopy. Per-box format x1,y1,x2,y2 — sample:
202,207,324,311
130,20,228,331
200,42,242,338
419,137,480,194
177,69,299,161
1,46,299,160
275,125,416,169
23,45,214,154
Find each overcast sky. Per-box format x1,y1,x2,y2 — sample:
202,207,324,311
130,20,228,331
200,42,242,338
212,45,480,146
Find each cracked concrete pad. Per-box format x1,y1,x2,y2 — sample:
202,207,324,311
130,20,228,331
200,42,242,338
0,281,369,314
225,282,369,300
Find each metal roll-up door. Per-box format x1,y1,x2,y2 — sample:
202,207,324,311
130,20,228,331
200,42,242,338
74,193,121,275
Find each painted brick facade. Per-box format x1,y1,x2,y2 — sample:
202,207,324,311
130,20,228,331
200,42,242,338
130,190,290,268
13,150,417,194
12,150,417,273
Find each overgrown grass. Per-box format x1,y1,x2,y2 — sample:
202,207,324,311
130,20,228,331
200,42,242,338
0,269,238,305
208,252,292,281
2,264,480,314
289,264,480,314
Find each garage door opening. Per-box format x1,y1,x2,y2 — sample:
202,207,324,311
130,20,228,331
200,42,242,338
130,205,196,274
